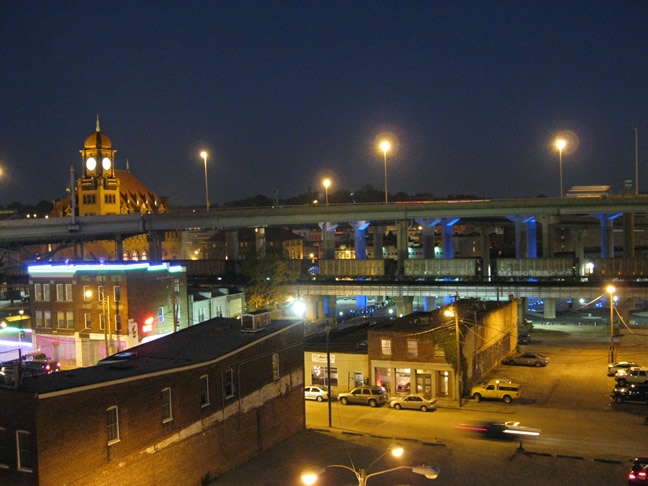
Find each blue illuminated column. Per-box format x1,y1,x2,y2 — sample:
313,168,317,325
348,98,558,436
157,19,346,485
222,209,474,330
353,221,369,259
442,218,460,258
594,213,622,258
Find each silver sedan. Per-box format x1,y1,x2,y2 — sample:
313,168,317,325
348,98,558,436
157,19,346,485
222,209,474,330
389,394,437,412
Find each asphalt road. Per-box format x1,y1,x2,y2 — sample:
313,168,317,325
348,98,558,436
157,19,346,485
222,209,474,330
211,324,648,485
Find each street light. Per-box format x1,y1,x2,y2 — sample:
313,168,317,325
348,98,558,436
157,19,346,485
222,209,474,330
200,151,209,211
379,140,391,204
301,444,439,485
606,284,616,363
322,178,331,205
555,138,567,198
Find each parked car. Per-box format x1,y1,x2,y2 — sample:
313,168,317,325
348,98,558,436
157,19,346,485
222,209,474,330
337,385,387,407
304,385,329,402
470,379,521,404
503,352,549,367
517,333,530,345
608,361,641,377
611,384,648,404
616,368,648,386
389,394,437,412
628,457,648,484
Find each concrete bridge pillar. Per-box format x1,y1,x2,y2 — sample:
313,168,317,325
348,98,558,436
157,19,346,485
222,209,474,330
623,213,635,258
115,234,123,261
595,213,621,258
395,296,414,317
442,218,459,258
353,221,369,259
396,220,409,276
416,218,440,259
539,215,556,257
543,298,556,319
320,222,337,259
372,226,384,259
147,231,165,263
226,230,239,260
423,296,437,311
255,227,266,256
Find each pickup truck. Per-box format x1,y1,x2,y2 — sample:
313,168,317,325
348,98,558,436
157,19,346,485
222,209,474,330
470,379,521,404
615,367,648,386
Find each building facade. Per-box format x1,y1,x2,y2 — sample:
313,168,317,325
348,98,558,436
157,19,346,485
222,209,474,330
28,262,188,367
0,317,304,486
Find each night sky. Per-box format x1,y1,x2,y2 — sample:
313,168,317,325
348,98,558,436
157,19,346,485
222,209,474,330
2,1,647,208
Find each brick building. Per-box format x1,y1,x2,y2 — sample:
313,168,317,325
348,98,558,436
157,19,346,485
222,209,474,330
0,315,305,486
28,261,188,367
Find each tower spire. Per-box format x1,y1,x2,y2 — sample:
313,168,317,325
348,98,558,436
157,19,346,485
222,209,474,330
96,114,100,132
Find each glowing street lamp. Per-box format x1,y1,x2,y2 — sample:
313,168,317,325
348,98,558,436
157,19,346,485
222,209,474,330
322,178,331,205
379,140,391,204
200,151,209,211
606,285,616,363
301,444,439,485
555,138,567,198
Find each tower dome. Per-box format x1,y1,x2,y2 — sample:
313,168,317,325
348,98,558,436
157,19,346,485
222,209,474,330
84,115,112,149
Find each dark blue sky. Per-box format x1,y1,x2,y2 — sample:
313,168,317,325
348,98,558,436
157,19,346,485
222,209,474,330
1,1,647,207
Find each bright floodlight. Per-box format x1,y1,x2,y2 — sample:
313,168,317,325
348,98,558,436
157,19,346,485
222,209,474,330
380,140,391,153
555,139,566,151
606,284,615,295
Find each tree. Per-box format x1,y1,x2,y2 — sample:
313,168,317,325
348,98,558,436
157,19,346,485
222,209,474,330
241,246,292,311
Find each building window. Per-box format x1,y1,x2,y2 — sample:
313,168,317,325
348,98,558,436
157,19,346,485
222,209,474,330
56,284,65,301
42,284,50,302
272,353,280,380
158,306,164,323
197,307,206,323
84,313,92,329
65,283,73,301
98,285,105,302
113,286,121,302
161,388,173,423
106,406,120,445
381,339,392,356
34,284,42,301
83,285,91,301
200,375,210,407
434,343,445,358
99,314,105,331
44,311,52,328
35,310,43,328
224,368,235,398
311,366,338,387
407,340,418,358
0,428,8,469
57,311,65,328
16,430,32,472
66,311,74,329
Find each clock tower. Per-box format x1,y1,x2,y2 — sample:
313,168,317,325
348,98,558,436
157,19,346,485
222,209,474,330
78,116,120,215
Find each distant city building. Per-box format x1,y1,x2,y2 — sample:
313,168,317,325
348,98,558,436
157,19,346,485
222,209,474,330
47,118,181,261
28,261,188,367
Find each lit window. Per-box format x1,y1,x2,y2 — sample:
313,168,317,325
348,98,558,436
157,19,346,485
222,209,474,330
158,307,164,323
200,375,210,407
65,283,73,301
106,406,119,445
381,339,392,356
34,284,42,302
42,284,50,302
407,340,418,358
44,311,52,328
35,311,43,328
57,311,65,328
16,430,32,472
83,285,91,301
161,388,173,423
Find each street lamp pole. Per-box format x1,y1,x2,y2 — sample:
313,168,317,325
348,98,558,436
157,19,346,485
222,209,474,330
200,151,209,211
379,140,391,204
323,178,331,206
607,285,615,363
555,139,567,198
325,325,332,428
454,304,462,407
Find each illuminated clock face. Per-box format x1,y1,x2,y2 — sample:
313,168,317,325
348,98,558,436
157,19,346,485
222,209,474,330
102,157,112,170
86,157,97,171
